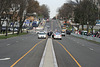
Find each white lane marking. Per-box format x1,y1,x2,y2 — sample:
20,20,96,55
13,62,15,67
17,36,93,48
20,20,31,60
51,39,58,67
39,40,47,67
7,44,10,46
0,58,10,60
82,44,85,46
16,41,18,42
89,48,94,51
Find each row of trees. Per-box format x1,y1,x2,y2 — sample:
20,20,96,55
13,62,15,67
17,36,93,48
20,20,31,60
58,0,100,34
27,0,50,18
0,0,27,35
0,0,50,36
74,0,98,33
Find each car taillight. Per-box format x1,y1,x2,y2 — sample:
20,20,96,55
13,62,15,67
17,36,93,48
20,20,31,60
54,35,56,36
60,35,61,37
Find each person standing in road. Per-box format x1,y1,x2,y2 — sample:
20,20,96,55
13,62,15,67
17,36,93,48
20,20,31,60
47,31,53,38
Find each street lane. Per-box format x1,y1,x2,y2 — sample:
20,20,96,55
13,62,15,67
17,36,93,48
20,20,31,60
52,20,80,67
53,40,79,67
63,35,100,67
0,32,47,67
0,19,100,67
13,39,46,67
52,20,100,67
56,35,100,67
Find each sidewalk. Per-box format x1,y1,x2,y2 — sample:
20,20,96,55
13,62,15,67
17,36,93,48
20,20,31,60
39,38,58,67
0,32,17,36
71,33,100,43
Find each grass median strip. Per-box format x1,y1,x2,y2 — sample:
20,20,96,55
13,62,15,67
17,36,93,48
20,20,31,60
10,39,45,67
0,33,27,39
56,40,82,67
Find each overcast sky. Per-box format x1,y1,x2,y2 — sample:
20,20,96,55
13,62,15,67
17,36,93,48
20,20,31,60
37,0,76,18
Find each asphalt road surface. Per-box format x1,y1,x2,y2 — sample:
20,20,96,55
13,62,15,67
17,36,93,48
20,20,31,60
0,20,100,67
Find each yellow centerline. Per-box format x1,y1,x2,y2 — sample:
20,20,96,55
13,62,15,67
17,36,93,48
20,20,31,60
10,39,45,67
56,40,82,67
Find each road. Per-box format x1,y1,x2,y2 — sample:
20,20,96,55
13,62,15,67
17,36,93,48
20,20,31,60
0,20,100,67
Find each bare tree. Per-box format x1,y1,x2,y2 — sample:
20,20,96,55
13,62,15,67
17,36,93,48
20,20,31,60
17,0,28,34
58,2,75,20
0,0,13,36
0,0,12,33
40,4,50,19
27,0,40,14
74,0,98,33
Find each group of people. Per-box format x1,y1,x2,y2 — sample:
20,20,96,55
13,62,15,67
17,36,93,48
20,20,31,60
75,30,100,38
93,32,100,38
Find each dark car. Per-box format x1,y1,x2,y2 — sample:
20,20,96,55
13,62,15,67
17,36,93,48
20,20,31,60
66,30,71,35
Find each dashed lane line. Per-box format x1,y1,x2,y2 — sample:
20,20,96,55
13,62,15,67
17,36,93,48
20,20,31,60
7,44,10,46
89,48,94,51
0,58,10,61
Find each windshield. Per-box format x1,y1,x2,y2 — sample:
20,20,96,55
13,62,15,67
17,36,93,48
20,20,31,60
39,33,46,35
55,32,61,35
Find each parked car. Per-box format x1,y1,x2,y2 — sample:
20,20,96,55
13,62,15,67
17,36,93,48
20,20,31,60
52,32,62,40
66,30,71,35
9,28,18,32
61,31,65,36
81,31,87,35
38,32,47,39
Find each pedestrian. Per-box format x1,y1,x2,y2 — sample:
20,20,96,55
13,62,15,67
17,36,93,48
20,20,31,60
50,30,53,35
47,31,52,38
47,31,50,38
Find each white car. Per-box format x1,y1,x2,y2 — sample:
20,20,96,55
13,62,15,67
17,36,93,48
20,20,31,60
9,28,18,32
52,32,62,40
38,32,47,39
61,31,65,36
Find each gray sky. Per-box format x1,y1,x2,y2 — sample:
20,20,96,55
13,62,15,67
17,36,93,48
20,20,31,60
37,0,76,18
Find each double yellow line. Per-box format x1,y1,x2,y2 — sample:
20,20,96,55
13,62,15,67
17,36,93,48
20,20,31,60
56,40,82,67
10,39,45,67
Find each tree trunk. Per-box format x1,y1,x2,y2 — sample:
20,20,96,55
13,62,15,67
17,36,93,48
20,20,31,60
87,24,89,35
0,18,2,33
17,18,22,35
77,25,80,30
12,21,15,34
17,17,25,35
91,25,94,34
82,24,84,30
5,20,8,36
